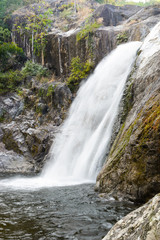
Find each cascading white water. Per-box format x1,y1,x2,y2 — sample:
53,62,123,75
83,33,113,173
0,41,141,189
41,41,142,183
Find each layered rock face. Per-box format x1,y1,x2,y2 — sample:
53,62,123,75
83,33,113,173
11,1,160,78
43,4,160,76
103,193,160,240
0,81,72,173
97,22,160,203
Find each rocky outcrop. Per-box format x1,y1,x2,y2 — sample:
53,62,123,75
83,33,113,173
93,4,142,26
97,22,160,203
11,1,160,78
0,94,24,121
44,4,160,77
0,142,34,173
102,193,160,240
0,79,72,173
0,112,57,173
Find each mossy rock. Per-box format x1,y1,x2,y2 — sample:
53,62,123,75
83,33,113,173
98,91,160,203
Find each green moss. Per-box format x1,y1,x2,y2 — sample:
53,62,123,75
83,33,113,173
2,132,22,154
119,95,159,185
31,144,39,157
121,82,134,122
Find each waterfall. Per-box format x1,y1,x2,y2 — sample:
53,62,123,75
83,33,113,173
0,41,141,189
41,41,142,184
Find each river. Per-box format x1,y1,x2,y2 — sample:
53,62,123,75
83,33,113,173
0,177,136,240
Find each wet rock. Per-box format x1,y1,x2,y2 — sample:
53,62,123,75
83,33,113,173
97,22,160,203
103,193,160,240
0,143,34,173
0,94,24,121
0,77,72,174
1,115,57,173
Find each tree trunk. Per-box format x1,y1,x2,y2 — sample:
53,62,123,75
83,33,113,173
32,30,35,63
41,48,44,66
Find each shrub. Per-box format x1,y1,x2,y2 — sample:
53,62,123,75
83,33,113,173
76,21,101,41
116,32,128,45
66,56,93,92
58,3,74,11
0,27,11,44
0,42,25,72
46,85,55,97
22,60,49,79
0,70,25,94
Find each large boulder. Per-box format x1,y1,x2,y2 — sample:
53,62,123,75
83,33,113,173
97,22,160,203
102,193,160,240
0,142,34,173
0,112,57,173
93,4,142,26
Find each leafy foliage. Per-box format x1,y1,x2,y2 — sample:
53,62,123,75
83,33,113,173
95,0,160,6
15,6,53,64
76,21,101,41
46,85,55,97
22,60,49,79
0,70,25,94
67,56,93,92
0,42,25,72
0,0,40,28
58,3,74,11
0,27,11,44
116,32,128,45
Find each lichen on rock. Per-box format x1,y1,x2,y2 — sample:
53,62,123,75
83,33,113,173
97,22,160,203
102,193,160,240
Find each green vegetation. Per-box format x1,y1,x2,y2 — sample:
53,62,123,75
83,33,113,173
22,60,49,79
14,6,53,65
67,56,93,92
0,0,41,28
116,32,128,45
0,60,50,94
0,42,25,72
0,70,25,94
0,27,11,44
46,85,55,97
77,21,101,41
95,0,160,6
58,3,74,11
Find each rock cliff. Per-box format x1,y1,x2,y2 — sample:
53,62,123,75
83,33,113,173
103,193,160,240
11,1,160,78
97,22,160,203
0,80,72,173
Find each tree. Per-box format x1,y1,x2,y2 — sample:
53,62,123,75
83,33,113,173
0,27,11,44
15,6,53,65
